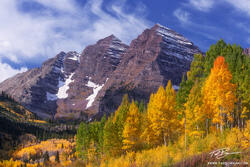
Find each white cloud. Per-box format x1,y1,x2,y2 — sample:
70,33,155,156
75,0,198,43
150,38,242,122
226,0,250,16
0,0,150,81
0,60,27,83
188,0,250,15
189,0,215,12
0,0,150,63
33,0,77,12
174,8,190,24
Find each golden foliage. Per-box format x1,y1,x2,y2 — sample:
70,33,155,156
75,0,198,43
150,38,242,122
0,159,39,167
12,139,75,166
202,56,236,130
122,101,141,151
99,127,249,167
146,81,178,146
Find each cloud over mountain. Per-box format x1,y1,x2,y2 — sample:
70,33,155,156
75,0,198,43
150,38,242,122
0,0,150,83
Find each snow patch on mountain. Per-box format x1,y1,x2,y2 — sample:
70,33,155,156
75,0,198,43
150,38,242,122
67,52,80,62
46,72,75,101
156,24,192,46
57,73,75,99
85,80,104,109
85,78,109,109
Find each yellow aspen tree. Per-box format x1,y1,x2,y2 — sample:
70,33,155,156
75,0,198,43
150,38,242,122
202,56,236,133
122,101,141,152
146,80,178,146
184,81,204,147
162,80,178,145
147,86,166,146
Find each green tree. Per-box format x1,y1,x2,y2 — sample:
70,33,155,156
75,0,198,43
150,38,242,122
103,114,121,157
76,122,90,159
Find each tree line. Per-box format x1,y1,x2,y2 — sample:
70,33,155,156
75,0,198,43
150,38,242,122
76,40,249,163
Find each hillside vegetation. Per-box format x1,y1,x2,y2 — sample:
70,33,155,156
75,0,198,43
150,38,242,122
0,93,76,160
0,40,249,167
75,40,250,167
0,92,44,123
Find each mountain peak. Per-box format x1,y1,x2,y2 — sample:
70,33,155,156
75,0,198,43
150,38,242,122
153,23,171,30
151,24,194,46
97,34,122,45
0,24,200,121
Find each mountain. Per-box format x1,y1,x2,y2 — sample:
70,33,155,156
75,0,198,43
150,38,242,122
0,51,80,118
91,24,201,118
244,48,250,55
55,35,128,120
0,24,201,121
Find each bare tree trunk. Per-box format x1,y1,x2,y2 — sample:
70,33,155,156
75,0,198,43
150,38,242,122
163,135,167,146
242,118,244,129
206,119,209,136
238,106,240,128
220,123,223,133
184,114,187,151
220,107,223,133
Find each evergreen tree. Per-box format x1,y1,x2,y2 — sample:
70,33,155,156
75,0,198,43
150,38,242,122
139,100,145,113
104,94,130,156
97,114,106,153
103,114,121,156
76,122,90,159
176,54,205,136
204,40,227,77
113,94,130,141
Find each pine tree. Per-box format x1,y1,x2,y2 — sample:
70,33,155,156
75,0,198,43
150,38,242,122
105,94,130,155
76,122,90,159
122,101,141,152
103,114,121,157
139,100,145,113
204,40,227,77
202,56,236,133
113,94,130,139
97,114,106,153
188,54,205,81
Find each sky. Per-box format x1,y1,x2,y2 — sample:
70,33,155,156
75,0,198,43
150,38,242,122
0,0,250,82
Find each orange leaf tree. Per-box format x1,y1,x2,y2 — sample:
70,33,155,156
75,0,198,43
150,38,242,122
202,56,236,133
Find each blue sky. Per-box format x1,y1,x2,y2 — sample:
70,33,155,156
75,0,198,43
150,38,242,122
0,0,249,82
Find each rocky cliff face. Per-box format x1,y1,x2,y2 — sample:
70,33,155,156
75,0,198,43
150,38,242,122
0,24,201,120
0,51,80,118
55,35,128,120
243,48,250,55
91,24,201,118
